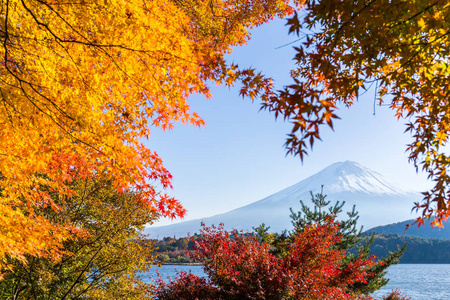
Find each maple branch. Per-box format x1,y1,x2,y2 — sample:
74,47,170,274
21,0,171,54
375,29,450,88
0,88,16,127
17,80,104,155
11,271,27,300
334,0,378,39
390,1,439,29
0,4,105,157
59,245,104,300
1,3,90,145
35,0,94,44
2,0,9,63
78,266,130,298
0,0,29,88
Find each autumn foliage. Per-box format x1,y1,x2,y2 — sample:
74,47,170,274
0,0,293,272
4,0,448,287
261,0,450,226
0,177,157,299
154,222,377,300
153,191,411,300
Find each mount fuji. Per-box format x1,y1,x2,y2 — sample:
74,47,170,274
145,161,422,238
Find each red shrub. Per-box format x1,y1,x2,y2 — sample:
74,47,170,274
154,221,381,299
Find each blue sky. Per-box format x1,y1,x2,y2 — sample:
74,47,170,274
146,18,432,227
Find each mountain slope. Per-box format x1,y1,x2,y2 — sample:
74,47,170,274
145,161,422,238
367,218,450,240
367,233,450,263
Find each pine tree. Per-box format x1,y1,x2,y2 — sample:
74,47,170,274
254,187,406,296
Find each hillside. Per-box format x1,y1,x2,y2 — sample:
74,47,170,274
367,218,450,240
368,233,450,264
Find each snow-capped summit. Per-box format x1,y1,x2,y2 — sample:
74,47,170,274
145,161,422,238
270,160,412,198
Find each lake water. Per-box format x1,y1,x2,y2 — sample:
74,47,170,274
371,264,450,300
145,264,450,299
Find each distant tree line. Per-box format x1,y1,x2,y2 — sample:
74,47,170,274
152,236,199,264
153,228,450,265
367,233,450,264
367,218,450,240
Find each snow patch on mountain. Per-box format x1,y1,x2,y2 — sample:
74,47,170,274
271,161,412,198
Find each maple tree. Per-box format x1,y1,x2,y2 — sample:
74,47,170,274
0,0,293,272
153,191,411,300
260,0,450,226
0,176,156,299
154,222,411,300
154,222,376,300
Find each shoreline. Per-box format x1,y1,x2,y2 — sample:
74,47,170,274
154,263,202,266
